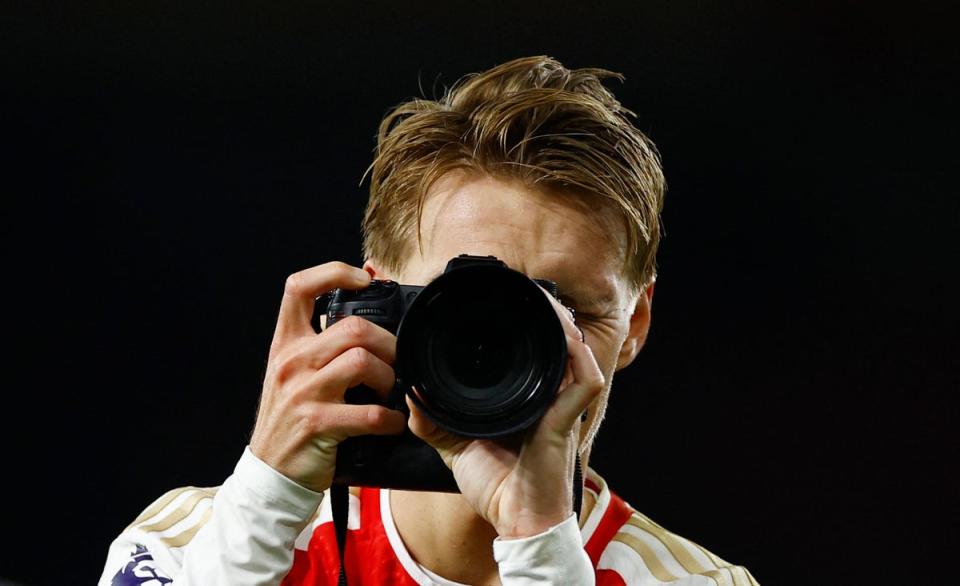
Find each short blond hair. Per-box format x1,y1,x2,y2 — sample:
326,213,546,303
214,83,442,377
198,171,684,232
361,55,666,291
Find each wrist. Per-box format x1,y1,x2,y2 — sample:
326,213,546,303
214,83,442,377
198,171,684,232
496,511,572,540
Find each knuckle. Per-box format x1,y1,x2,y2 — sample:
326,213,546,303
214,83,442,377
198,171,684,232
303,407,333,435
329,261,352,273
274,354,299,385
272,381,301,410
341,315,371,342
283,376,316,405
588,368,606,394
301,413,322,437
365,405,387,428
327,261,356,284
346,346,372,372
284,271,306,296
268,336,285,358
267,341,302,383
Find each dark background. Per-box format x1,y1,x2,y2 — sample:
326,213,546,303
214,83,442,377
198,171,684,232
4,1,957,585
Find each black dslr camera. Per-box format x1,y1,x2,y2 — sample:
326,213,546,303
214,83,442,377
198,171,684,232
320,254,569,492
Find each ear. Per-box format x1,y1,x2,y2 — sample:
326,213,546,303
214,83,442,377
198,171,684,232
615,280,655,370
363,259,408,283
361,259,384,279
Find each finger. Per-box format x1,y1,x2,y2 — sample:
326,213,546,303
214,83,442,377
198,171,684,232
274,262,371,343
545,335,605,433
300,346,397,402
310,315,397,369
405,392,462,449
536,283,583,342
405,392,439,442
303,401,406,439
404,394,468,471
272,316,397,385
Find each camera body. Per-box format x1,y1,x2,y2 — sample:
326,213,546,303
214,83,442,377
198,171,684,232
322,254,568,492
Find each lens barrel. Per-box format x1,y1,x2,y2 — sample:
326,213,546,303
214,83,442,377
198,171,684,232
395,263,567,438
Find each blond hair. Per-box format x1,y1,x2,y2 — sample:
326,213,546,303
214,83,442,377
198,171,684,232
361,55,666,291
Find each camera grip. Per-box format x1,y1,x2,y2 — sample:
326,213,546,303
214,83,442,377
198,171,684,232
331,384,458,492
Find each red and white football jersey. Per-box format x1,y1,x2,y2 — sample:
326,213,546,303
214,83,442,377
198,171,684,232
100,448,759,585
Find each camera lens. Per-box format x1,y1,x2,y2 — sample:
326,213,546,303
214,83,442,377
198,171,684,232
441,318,519,390
396,263,567,438
429,306,534,410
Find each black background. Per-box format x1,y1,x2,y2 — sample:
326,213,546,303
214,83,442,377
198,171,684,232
4,2,957,585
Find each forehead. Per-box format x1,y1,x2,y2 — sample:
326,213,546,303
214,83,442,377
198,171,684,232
415,173,628,305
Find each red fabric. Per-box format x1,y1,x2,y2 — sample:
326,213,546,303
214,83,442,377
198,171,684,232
282,486,632,585
584,491,634,569
282,488,418,586
597,569,628,586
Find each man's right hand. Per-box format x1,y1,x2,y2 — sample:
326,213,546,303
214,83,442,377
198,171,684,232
249,262,406,493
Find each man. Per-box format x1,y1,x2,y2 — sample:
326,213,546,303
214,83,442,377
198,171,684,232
99,55,759,585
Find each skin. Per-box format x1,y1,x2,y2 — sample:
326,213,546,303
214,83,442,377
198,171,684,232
250,171,654,585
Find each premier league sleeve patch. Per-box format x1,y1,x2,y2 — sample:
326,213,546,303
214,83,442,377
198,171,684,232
110,544,173,585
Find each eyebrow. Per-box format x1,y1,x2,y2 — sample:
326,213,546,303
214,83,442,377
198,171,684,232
557,288,617,311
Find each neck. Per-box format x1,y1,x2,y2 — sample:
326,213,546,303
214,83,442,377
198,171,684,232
389,480,597,585
391,490,500,585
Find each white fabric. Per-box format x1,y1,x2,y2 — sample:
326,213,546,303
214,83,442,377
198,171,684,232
493,514,595,585
100,447,593,585
98,446,324,585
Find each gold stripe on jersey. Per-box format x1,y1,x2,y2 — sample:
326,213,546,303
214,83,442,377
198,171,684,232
700,567,734,586
623,513,759,585
624,515,709,575
126,487,194,530
708,559,741,586
693,540,731,571
138,488,217,534
611,531,681,583
726,566,750,586
690,539,758,585
734,565,760,586
705,564,760,586
161,506,213,548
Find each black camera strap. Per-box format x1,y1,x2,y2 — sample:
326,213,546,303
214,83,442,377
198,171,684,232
573,452,584,520
331,454,584,585
332,483,349,586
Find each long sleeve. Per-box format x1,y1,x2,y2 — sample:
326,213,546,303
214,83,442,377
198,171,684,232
98,447,324,586
493,514,594,585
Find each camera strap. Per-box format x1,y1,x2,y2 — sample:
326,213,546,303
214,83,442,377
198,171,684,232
573,452,584,519
330,454,584,585
332,483,349,586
